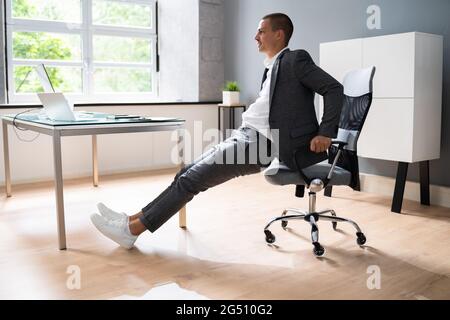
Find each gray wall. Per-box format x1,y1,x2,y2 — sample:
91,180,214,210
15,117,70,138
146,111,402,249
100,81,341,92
224,0,450,187
199,0,225,101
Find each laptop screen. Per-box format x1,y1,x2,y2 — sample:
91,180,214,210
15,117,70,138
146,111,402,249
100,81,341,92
35,64,56,93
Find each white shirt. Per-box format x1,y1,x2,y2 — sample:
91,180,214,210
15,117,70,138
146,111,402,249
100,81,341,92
241,47,289,141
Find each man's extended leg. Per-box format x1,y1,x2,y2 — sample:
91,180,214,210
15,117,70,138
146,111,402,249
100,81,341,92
137,128,268,234
96,161,198,222
91,127,274,248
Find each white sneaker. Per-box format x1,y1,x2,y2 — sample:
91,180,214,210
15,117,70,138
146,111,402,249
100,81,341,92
90,213,138,249
97,202,128,223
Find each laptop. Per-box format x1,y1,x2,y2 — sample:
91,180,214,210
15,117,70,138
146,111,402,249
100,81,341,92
35,64,92,122
37,92,92,122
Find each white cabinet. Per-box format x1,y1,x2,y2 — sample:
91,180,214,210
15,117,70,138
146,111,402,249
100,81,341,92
320,38,363,87
360,99,414,162
363,33,416,98
319,32,443,163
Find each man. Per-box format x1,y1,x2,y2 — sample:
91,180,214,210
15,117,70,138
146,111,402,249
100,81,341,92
90,13,343,249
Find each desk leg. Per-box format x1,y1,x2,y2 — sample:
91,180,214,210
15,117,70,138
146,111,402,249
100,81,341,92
177,128,187,229
420,160,430,206
92,135,99,187
53,131,67,250
391,162,408,214
2,120,11,197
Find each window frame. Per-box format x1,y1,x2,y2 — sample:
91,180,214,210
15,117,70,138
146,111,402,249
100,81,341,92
5,0,158,104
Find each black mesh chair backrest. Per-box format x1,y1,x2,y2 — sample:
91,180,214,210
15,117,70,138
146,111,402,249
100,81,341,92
328,66,376,189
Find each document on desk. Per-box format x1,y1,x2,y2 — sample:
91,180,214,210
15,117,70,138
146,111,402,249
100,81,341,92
145,117,183,122
106,115,182,122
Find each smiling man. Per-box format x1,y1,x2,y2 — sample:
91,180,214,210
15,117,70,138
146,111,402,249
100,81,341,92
90,13,343,249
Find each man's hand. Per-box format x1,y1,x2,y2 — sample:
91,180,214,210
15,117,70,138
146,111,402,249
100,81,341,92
310,135,331,153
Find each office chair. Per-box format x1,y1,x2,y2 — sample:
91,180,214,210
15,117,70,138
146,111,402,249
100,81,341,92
263,66,376,257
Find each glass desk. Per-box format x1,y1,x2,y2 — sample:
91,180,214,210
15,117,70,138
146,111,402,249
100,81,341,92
2,113,186,250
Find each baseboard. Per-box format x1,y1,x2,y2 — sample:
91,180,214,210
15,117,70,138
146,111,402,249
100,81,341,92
0,164,179,189
359,173,450,209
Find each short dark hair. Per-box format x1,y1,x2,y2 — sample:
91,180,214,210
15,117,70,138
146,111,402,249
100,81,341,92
262,13,294,46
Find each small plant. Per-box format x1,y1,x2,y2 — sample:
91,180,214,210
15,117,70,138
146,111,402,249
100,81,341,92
222,81,240,105
224,81,240,92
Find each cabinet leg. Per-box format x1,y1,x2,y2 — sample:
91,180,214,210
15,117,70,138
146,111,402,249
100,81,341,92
420,161,430,206
391,162,408,214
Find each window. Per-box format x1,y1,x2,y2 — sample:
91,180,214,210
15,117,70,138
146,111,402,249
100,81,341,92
5,0,157,103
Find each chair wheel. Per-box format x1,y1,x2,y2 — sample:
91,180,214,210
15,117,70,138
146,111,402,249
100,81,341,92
332,222,337,230
281,220,288,228
313,242,325,257
264,230,276,244
356,232,366,246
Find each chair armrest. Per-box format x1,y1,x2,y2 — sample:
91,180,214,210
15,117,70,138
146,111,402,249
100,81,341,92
331,140,348,149
325,141,348,184
292,140,348,190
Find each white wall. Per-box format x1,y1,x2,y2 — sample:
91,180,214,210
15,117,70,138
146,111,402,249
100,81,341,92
0,104,218,186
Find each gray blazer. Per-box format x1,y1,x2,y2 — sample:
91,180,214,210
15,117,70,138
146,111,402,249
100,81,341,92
268,49,344,170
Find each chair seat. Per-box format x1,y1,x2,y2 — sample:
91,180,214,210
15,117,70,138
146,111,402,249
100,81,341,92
263,158,351,186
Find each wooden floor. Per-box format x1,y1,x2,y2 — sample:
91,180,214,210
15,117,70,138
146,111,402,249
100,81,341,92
1,169,449,300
